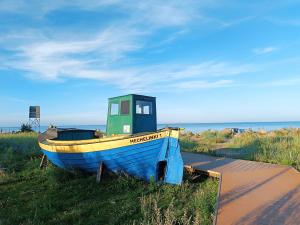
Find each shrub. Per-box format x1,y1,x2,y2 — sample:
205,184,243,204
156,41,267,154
20,124,33,133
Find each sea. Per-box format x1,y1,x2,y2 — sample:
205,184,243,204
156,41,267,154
1,121,300,133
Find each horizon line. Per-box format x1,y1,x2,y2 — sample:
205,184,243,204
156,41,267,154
2,120,300,128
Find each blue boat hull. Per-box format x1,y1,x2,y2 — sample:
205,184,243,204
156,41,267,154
40,130,183,184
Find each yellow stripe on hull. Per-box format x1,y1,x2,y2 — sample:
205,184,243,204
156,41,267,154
46,134,129,145
39,129,180,154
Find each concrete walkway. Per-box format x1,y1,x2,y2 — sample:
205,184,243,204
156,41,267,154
182,152,300,225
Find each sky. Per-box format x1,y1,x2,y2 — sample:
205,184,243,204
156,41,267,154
1,0,300,126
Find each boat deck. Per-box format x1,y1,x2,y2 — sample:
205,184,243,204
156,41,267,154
182,152,300,225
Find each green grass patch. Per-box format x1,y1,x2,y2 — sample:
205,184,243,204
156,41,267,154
0,133,218,225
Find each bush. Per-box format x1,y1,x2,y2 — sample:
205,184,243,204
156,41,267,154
20,124,33,133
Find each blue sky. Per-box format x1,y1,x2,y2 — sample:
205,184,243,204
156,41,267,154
1,0,300,126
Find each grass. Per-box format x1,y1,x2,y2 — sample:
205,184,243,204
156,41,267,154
180,129,233,154
0,132,218,225
180,128,300,171
227,129,300,170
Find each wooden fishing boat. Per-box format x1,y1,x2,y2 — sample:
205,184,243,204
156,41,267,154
38,94,183,184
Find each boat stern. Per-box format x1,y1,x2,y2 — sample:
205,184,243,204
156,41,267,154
157,129,184,185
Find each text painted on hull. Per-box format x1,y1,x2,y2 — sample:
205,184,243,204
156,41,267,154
130,133,163,144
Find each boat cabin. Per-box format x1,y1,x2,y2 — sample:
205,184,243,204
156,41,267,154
106,94,157,135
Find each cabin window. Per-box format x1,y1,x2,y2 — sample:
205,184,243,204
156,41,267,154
121,100,130,115
110,103,119,115
136,100,152,115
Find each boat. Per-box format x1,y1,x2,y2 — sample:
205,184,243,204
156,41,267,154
38,94,183,184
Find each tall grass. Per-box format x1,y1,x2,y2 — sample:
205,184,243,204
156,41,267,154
0,133,218,225
180,128,300,171
137,177,217,225
180,129,233,153
227,129,300,170
0,132,39,173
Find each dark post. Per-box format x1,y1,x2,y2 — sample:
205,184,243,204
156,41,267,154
96,162,104,183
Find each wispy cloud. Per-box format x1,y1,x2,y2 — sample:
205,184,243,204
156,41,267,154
3,27,143,80
0,0,259,94
172,79,234,90
0,0,257,93
213,16,256,28
4,40,253,92
0,0,121,15
130,1,204,27
253,46,278,55
263,78,300,87
3,33,253,92
116,61,252,92
0,0,208,28
266,18,300,27
0,96,28,104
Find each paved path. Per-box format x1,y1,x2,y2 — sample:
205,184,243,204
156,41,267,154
182,152,300,225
